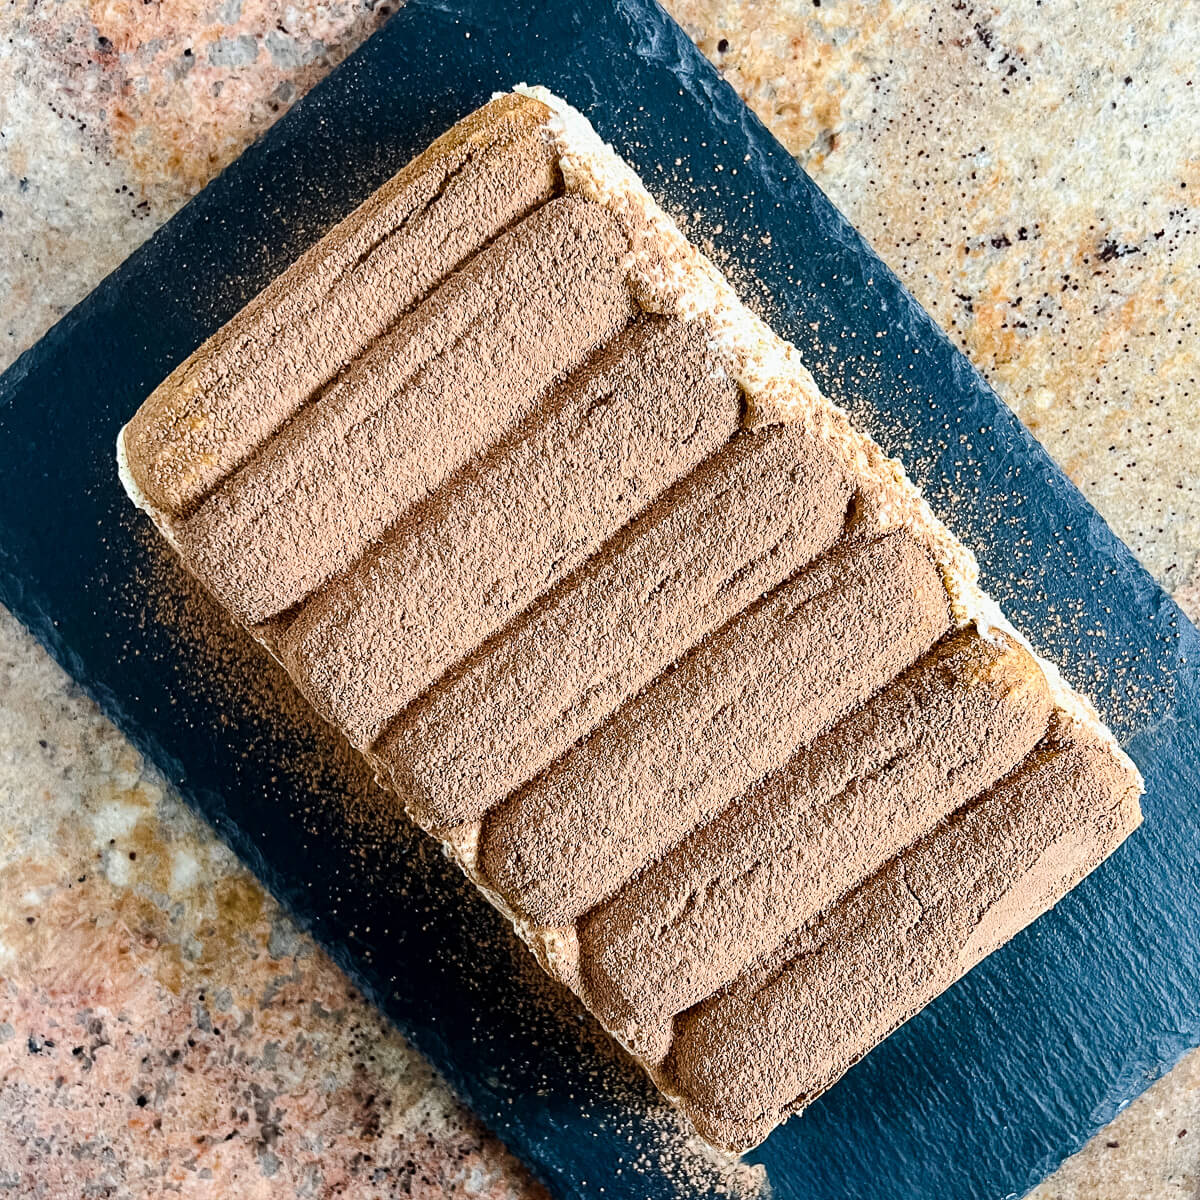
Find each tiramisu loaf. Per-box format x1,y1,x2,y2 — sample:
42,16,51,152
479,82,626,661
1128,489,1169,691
118,88,1143,1152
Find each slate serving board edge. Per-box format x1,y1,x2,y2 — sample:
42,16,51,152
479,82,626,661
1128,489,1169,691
1,3,1199,1199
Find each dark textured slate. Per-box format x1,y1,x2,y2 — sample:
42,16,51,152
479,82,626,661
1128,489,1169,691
1,2,1197,1198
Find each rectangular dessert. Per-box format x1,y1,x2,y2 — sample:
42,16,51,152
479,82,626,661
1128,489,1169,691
117,87,1143,1152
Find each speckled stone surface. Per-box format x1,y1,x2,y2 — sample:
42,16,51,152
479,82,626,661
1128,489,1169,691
0,2,1196,1197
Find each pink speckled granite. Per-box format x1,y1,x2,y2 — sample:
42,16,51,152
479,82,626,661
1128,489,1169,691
670,0,1200,592
0,617,543,1199
0,2,1197,1197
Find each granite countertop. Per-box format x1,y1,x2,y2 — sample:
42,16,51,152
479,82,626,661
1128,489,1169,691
0,2,1196,1196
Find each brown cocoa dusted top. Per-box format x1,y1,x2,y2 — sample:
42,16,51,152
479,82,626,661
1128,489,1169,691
119,90,1144,1156
174,197,635,626
476,531,952,926
124,93,560,516
665,715,1143,1150
576,626,1054,1041
274,315,741,748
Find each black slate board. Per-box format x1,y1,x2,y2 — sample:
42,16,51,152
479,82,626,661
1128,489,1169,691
1,2,1198,1197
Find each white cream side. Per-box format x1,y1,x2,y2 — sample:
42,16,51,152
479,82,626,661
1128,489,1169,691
117,425,182,555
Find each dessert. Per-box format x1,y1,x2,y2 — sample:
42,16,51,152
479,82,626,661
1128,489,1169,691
118,88,1143,1152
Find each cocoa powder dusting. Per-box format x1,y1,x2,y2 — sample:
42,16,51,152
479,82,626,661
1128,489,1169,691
277,314,740,749
114,90,1146,1161
174,196,636,626
666,713,1141,1150
126,521,408,850
577,626,1055,1044
378,417,856,831
477,531,951,927
123,93,561,517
